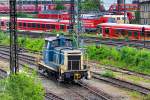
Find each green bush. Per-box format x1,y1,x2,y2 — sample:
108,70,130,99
0,32,45,52
101,70,115,78
86,45,150,75
0,71,45,100
143,95,150,100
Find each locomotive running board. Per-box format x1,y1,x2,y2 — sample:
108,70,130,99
38,61,58,72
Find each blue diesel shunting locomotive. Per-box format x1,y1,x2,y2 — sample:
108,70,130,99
38,35,90,81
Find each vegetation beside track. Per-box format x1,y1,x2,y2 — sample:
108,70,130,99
86,45,150,75
0,70,45,100
0,31,44,52
1,31,150,75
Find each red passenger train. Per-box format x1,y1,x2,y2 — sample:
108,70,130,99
0,17,69,32
109,4,138,13
97,23,150,41
0,17,115,33
0,4,71,13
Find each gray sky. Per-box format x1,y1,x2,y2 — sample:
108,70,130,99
103,0,132,10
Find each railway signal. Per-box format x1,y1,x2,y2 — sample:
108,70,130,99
9,0,19,74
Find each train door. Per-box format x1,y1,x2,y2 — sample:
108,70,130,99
51,24,56,32
103,27,110,38
97,25,102,37
133,31,139,40
146,31,150,41
60,24,65,32
1,21,9,31
127,30,133,40
46,24,51,32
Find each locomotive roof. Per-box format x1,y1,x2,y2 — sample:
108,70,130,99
45,36,71,42
99,23,150,29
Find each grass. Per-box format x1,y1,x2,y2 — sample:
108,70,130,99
113,72,150,85
101,70,115,78
0,31,44,52
86,45,150,75
80,33,100,38
143,95,150,100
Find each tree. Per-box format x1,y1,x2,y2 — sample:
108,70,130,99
82,0,103,11
55,4,66,10
0,70,45,100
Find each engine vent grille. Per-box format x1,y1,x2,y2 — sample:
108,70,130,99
68,55,81,70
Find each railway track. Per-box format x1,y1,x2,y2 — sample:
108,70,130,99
16,31,150,49
89,61,150,80
92,71,150,95
77,81,113,100
0,68,7,79
0,46,113,100
0,53,64,100
45,90,64,100
84,39,150,49
0,68,64,100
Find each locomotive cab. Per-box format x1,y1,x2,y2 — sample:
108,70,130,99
39,35,90,81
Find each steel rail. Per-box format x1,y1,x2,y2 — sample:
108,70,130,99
92,71,150,95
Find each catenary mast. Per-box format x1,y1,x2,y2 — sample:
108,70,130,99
9,0,19,74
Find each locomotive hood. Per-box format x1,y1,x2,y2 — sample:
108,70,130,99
54,47,82,54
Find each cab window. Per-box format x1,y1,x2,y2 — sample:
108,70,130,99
51,40,58,47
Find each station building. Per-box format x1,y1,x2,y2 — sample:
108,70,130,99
139,0,150,25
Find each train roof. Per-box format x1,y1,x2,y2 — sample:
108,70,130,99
99,23,150,29
45,37,57,41
103,15,127,17
0,17,69,23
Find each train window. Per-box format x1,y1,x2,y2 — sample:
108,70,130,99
146,32,150,37
117,17,120,20
19,23,22,26
128,31,132,36
1,22,4,26
23,23,26,27
32,23,36,28
51,25,55,29
105,28,109,34
28,23,31,27
140,31,144,36
37,24,40,28
42,24,45,28
134,32,138,36
51,40,58,47
46,24,50,29
108,18,116,23
121,30,126,36
67,26,70,29
60,25,65,29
